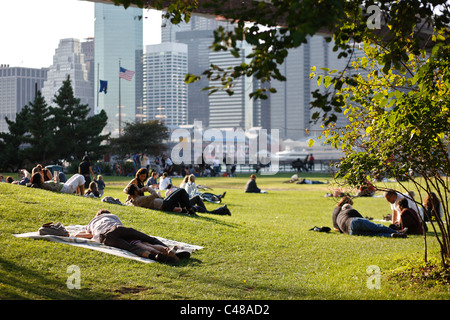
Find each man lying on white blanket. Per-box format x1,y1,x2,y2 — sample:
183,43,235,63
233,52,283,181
75,209,190,264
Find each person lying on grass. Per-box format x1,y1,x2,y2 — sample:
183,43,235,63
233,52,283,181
29,172,86,195
126,183,198,216
75,209,190,263
332,196,354,232
334,204,408,238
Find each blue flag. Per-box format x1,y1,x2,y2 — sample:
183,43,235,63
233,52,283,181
99,80,108,94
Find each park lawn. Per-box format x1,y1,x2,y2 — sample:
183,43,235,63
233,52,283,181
0,172,449,300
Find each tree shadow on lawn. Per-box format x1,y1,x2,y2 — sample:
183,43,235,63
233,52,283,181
159,209,241,229
177,271,325,300
0,256,114,300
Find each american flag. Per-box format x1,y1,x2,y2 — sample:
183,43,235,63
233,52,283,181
119,67,135,81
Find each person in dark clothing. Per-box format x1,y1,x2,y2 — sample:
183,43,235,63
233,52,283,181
126,184,198,216
75,209,189,263
332,196,354,232
244,174,266,193
395,198,424,235
79,156,95,188
189,194,231,216
334,204,407,238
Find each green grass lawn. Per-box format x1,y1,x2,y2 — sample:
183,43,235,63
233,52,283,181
1,172,449,300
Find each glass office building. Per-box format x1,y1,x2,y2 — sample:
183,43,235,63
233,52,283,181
94,2,143,137
143,42,188,127
208,41,257,130
42,38,94,114
270,35,349,140
0,65,47,133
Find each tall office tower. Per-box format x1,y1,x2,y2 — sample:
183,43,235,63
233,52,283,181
161,14,230,43
162,14,232,127
208,41,258,130
175,30,212,126
94,2,143,137
0,65,47,133
81,37,95,108
42,38,94,113
270,35,348,140
143,43,188,127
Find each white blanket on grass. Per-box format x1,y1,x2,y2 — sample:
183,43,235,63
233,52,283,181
13,225,204,264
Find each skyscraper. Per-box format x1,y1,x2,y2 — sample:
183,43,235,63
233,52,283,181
143,42,188,127
208,41,257,130
162,14,232,127
0,65,47,133
270,35,349,140
94,2,143,137
41,38,93,113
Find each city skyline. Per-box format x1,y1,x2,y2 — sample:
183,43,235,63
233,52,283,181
0,0,162,70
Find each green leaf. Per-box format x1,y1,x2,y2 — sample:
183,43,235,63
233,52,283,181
360,56,369,68
317,75,322,87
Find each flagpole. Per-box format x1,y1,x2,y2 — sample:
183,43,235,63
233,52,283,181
96,63,99,113
119,59,121,136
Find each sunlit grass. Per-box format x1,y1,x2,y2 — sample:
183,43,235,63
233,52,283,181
0,172,448,300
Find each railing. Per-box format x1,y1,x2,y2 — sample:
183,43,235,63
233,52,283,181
218,160,340,175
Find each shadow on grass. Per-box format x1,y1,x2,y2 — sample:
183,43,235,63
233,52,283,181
159,209,241,229
0,257,114,300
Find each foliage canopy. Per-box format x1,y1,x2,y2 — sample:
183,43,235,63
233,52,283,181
0,76,109,170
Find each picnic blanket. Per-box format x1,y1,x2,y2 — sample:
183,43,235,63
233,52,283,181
13,225,204,264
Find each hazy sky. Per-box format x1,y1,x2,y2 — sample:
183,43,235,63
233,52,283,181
0,0,162,69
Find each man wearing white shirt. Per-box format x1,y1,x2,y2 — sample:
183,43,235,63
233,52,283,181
75,209,184,263
159,172,172,190
384,189,423,224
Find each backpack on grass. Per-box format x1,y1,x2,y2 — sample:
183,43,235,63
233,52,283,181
38,222,69,237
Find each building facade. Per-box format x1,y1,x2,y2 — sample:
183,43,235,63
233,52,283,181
0,65,47,133
208,41,258,130
162,14,232,127
41,38,94,113
270,35,349,141
143,42,188,127
94,2,143,137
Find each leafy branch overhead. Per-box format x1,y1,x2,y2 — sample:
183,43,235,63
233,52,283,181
114,0,446,101
110,0,450,267
0,76,110,170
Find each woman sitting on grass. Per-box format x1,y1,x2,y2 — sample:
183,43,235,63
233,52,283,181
123,168,149,202
85,181,100,198
29,172,86,195
184,174,226,200
393,198,424,235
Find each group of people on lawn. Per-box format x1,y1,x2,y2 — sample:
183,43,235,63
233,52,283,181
18,165,233,264
332,189,443,238
4,157,105,198
6,161,443,261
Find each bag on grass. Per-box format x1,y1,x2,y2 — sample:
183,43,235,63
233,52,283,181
309,226,331,233
38,222,69,237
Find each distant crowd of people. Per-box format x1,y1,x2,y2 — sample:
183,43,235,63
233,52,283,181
1,157,105,198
